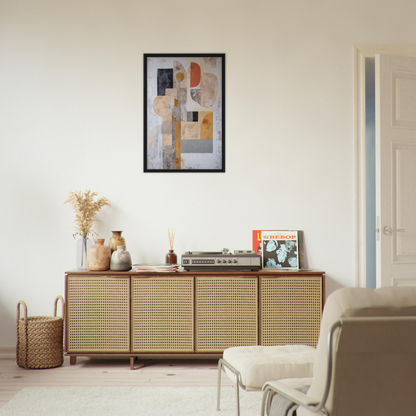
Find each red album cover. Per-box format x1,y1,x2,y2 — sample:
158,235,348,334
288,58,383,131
252,230,264,257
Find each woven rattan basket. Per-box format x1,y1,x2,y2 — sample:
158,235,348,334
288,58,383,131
16,295,65,369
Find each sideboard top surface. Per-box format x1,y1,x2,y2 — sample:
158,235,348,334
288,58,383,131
65,269,325,276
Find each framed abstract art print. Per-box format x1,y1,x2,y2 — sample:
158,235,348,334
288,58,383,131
144,54,225,172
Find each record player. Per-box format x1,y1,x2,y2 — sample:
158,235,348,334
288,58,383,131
181,248,261,271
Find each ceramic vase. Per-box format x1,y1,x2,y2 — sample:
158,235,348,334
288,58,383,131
110,245,132,271
86,239,111,271
76,237,93,270
109,231,126,253
165,249,177,265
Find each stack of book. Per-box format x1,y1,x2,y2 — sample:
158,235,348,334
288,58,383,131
131,264,178,272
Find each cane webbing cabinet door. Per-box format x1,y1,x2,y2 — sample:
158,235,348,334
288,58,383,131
66,276,130,352
195,276,258,352
260,275,322,347
131,276,194,352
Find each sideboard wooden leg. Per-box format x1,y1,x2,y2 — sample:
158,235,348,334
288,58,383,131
70,356,77,365
130,356,135,370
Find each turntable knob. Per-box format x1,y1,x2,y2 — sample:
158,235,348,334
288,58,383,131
222,248,229,254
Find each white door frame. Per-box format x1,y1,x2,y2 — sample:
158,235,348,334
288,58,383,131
353,45,416,287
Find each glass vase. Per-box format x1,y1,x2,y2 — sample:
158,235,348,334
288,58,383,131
76,236,93,270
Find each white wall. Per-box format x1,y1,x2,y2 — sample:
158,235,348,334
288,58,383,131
1,0,416,346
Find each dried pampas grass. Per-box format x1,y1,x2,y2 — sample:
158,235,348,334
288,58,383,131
64,190,111,238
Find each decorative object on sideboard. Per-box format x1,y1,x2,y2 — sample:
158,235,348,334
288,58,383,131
86,238,111,271
110,245,132,271
16,296,65,369
76,237,93,270
108,230,126,254
252,230,305,270
165,228,177,265
64,190,111,270
181,249,261,271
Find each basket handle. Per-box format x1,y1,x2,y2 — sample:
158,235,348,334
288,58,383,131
53,295,65,320
16,300,28,368
17,300,28,324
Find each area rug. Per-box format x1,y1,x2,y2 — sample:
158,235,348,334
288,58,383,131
0,386,263,416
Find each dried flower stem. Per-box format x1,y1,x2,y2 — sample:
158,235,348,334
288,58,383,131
64,190,111,239
168,228,175,250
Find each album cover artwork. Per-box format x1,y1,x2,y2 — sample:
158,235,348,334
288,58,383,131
253,230,304,269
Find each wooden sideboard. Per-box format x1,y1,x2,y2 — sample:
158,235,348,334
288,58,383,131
65,270,325,369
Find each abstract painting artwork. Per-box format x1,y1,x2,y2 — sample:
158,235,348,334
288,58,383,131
144,54,225,172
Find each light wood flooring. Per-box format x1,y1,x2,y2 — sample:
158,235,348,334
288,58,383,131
0,352,234,408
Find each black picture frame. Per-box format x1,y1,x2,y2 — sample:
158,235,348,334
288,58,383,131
144,53,225,172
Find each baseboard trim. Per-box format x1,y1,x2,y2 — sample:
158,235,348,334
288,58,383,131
0,346,15,359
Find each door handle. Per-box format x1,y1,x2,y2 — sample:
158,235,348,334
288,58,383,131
383,226,405,235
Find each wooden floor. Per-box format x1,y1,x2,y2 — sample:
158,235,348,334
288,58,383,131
0,353,234,408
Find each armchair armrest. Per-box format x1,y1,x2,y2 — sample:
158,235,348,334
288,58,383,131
261,320,344,416
261,380,325,416
266,380,318,405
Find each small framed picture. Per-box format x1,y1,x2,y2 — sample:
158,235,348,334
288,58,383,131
144,54,225,172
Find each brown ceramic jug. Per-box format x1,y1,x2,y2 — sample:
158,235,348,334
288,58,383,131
108,231,126,254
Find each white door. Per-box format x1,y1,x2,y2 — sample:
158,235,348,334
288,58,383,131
376,54,416,287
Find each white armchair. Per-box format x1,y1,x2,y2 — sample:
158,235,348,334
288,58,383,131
261,286,416,416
